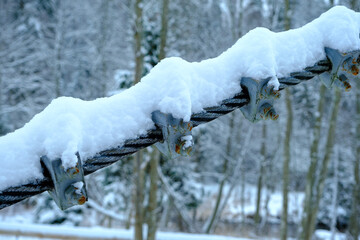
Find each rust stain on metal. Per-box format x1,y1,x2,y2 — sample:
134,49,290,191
175,144,181,154
67,167,79,175
263,107,271,114
273,91,280,98
351,65,359,75
343,81,352,91
78,195,86,205
270,112,279,120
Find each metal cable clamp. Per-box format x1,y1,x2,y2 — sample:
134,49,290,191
151,110,194,159
240,77,280,122
322,47,360,91
40,153,88,210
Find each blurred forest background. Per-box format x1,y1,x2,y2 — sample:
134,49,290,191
0,0,359,240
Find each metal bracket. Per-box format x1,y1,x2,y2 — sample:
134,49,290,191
322,47,360,91
240,77,279,122
151,110,193,160
40,153,88,210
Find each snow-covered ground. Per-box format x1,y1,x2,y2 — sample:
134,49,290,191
0,222,350,240
0,205,250,240
314,230,349,240
0,222,252,240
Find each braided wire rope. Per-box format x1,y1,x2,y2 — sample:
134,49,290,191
0,58,331,210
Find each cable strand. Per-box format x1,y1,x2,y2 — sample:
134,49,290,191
0,58,331,210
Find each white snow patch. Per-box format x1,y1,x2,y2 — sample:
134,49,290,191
0,222,250,240
181,135,193,149
314,229,348,240
268,76,280,90
73,182,84,195
0,6,360,191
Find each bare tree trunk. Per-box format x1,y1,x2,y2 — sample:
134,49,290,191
133,1,144,239
347,2,359,237
205,174,226,234
134,0,144,86
254,123,267,224
54,0,64,98
280,1,292,238
299,84,326,240
147,150,159,240
231,0,243,40
134,151,145,240
308,89,342,238
263,132,280,228
125,207,133,229
147,1,168,238
98,0,109,97
351,0,358,11
158,0,169,61
240,166,246,219
204,114,235,234
159,197,172,229
330,148,339,240
281,88,293,240
348,74,360,240
284,0,290,31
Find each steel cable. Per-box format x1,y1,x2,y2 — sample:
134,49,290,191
0,58,331,210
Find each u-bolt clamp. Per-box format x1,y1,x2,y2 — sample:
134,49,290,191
40,153,87,210
151,110,194,160
240,77,280,122
322,47,360,91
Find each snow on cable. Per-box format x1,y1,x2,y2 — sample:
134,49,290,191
0,6,359,192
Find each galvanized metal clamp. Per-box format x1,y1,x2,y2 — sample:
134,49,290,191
322,47,360,91
240,77,280,122
40,153,87,210
151,110,194,159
